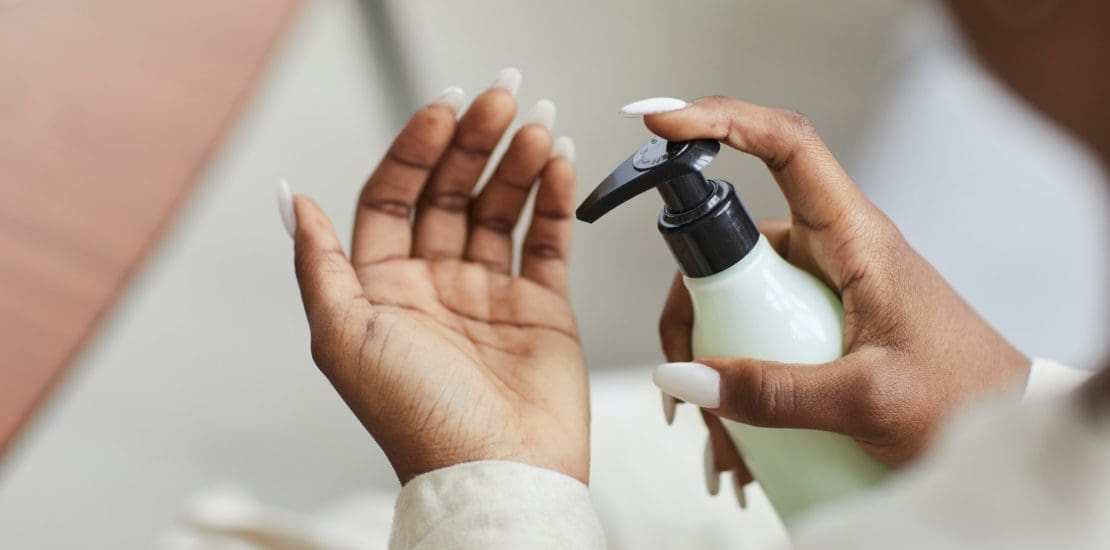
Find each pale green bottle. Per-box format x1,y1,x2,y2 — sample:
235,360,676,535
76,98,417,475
578,137,888,528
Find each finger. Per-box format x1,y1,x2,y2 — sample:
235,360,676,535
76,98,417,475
413,70,521,259
465,100,556,272
642,96,871,232
291,196,372,358
701,410,753,488
654,353,871,434
352,92,461,268
521,136,576,294
659,272,693,362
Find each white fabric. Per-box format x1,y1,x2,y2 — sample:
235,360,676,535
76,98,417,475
389,461,604,550
1025,357,1094,399
792,389,1110,550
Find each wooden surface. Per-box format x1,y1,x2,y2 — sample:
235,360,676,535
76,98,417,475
0,0,302,458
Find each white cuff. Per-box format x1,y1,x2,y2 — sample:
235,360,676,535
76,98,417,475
389,460,606,550
1024,357,1091,399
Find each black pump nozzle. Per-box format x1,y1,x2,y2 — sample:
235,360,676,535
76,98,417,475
576,138,720,223
577,137,760,277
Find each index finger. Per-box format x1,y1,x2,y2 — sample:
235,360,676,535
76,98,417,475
642,96,870,235
352,93,461,269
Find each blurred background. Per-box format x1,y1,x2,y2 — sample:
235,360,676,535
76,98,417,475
0,0,1106,547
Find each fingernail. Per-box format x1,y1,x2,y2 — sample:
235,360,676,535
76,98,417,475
432,86,465,113
732,470,748,509
661,391,676,425
619,97,688,117
277,179,296,238
653,362,720,408
490,67,522,96
704,438,720,496
523,99,556,130
551,136,575,162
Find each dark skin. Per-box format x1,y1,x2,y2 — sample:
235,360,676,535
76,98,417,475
293,4,1110,490
652,98,1031,487
671,1,1110,487
290,86,591,485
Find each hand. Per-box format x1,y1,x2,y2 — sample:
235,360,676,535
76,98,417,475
645,96,1031,488
284,71,589,484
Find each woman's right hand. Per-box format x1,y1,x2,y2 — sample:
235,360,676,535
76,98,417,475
642,96,1031,489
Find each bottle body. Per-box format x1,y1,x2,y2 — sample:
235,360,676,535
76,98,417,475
686,235,888,527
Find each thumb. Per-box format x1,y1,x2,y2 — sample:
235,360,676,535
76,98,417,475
652,357,863,434
281,184,371,367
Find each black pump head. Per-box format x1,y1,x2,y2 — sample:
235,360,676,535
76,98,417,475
576,138,720,222
577,137,760,277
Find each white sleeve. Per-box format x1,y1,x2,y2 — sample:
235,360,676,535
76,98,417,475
790,390,1110,550
1023,357,1091,399
389,460,606,550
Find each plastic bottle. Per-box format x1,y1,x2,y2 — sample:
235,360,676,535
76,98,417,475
577,137,888,527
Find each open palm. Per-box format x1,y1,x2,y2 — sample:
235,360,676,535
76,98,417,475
287,73,589,483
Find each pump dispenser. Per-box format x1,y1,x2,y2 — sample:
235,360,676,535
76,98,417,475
579,137,888,528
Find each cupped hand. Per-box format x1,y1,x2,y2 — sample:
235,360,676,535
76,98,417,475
646,96,1030,489
285,71,589,484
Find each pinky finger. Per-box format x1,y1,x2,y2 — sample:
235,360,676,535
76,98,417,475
520,136,576,295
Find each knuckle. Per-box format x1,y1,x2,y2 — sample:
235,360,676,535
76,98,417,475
848,368,903,437
422,189,470,213
472,215,515,235
860,209,906,252
780,109,819,141
360,196,412,218
523,238,563,260
727,365,794,427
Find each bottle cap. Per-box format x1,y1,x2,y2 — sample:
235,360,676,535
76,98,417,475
577,137,760,277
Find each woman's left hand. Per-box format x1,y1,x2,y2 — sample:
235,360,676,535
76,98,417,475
284,72,590,484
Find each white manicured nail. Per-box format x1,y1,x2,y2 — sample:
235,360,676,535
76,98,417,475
732,470,748,509
619,97,689,117
653,362,720,408
432,86,465,113
704,438,720,496
490,67,522,96
661,392,676,425
277,179,295,238
523,99,556,130
551,136,575,162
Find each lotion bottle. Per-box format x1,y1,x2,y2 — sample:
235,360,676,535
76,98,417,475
577,137,889,527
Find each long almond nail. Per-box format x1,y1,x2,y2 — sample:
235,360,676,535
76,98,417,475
490,67,522,96
277,179,295,238
551,136,575,162
732,470,748,509
619,97,688,117
653,362,720,408
523,99,556,130
704,438,720,496
432,86,465,113
661,392,676,425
